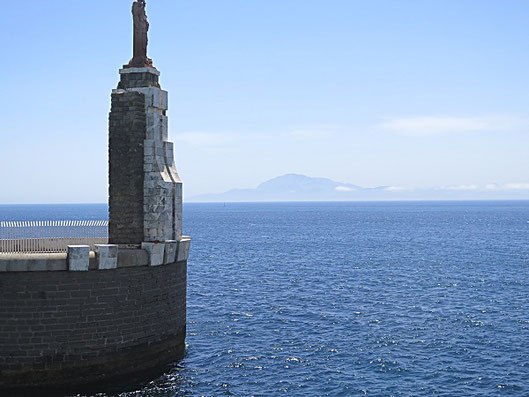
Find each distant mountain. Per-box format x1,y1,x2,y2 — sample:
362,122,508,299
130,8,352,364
190,174,387,202
189,174,529,202
257,174,361,195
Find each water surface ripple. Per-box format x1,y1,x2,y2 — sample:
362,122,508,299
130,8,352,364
3,201,529,396
155,201,529,396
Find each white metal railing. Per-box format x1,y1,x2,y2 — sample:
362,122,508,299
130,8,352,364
0,221,108,254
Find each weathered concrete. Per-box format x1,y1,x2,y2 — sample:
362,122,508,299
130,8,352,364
177,237,192,263
0,253,68,272
95,244,118,270
109,67,183,245
118,67,160,89
142,242,165,266
116,248,150,268
163,240,177,264
67,246,90,272
0,243,190,272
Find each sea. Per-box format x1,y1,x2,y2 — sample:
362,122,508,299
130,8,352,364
1,201,529,396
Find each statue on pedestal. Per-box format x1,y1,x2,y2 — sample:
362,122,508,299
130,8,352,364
125,0,154,68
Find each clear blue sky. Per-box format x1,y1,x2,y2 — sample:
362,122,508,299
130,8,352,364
1,0,528,203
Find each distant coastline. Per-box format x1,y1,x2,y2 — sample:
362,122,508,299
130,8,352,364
189,174,529,203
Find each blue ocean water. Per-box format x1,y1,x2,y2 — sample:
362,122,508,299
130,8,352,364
1,201,529,396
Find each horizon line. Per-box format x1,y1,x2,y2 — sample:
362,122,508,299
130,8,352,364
2,198,529,206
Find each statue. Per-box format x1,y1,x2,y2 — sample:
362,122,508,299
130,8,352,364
125,0,154,68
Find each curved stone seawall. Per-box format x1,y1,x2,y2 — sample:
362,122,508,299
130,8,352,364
0,259,186,389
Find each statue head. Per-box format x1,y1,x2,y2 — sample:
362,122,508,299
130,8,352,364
132,0,146,11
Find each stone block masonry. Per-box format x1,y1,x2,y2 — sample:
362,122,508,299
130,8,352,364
94,244,118,270
108,91,146,245
67,246,90,271
109,67,183,245
163,240,177,264
0,64,191,389
118,67,160,89
142,242,165,266
0,242,190,273
0,3,190,391
0,260,187,389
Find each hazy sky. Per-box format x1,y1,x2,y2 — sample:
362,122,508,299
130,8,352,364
1,0,529,203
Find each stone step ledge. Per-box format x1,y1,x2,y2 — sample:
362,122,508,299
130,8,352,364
0,238,190,272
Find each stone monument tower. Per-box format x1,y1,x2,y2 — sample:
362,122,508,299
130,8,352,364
0,1,189,390
109,0,184,252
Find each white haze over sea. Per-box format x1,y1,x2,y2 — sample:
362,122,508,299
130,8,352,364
189,174,529,203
